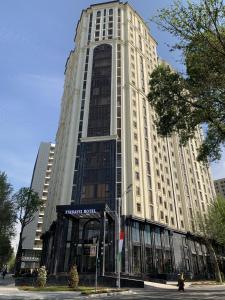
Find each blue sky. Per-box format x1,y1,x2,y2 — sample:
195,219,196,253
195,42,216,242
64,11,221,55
0,0,224,208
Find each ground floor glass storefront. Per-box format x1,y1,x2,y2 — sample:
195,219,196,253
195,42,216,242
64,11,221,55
41,205,225,280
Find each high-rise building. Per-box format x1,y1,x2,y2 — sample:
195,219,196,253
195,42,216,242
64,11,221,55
214,178,225,198
41,1,219,280
21,142,55,270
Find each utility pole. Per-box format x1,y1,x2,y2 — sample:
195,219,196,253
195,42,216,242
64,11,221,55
95,239,99,292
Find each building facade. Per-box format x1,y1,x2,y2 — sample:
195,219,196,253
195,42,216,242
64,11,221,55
21,142,55,270
214,178,225,198
41,1,223,280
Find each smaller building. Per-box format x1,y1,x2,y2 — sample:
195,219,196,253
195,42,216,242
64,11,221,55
214,178,225,198
21,142,55,270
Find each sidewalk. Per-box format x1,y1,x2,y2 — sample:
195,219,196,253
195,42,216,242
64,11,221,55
0,274,17,288
144,280,193,290
144,280,225,290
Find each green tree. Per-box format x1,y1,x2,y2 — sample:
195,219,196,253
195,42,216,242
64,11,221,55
13,187,43,275
8,252,16,273
148,0,225,162
37,266,47,287
206,196,225,245
0,172,15,267
196,197,225,283
68,265,79,288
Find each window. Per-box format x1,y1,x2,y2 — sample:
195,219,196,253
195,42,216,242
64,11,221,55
135,158,139,166
136,186,140,196
109,8,113,15
137,203,141,212
135,172,140,180
149,190,153,204
146,163,151,174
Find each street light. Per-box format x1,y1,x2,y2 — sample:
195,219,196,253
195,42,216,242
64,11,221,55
116,184,132,289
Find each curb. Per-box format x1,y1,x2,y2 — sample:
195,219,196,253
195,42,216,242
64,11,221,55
81,290,133,298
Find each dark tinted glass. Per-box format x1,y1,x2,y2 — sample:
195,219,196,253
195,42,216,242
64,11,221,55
88,44,112,137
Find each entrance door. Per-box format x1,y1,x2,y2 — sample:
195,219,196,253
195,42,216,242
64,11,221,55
81,220,100,273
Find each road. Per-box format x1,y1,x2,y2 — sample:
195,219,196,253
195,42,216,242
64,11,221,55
1,275,225,299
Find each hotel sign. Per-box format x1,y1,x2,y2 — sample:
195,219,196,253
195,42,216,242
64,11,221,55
65,208,97,215
57,203,106,218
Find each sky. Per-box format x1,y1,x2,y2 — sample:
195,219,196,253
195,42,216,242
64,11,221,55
0,0,225,250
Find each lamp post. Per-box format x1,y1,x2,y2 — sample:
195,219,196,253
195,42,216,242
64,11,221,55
116,184,132,289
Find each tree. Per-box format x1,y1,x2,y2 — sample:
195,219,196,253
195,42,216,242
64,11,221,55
8,252,16,273
37,266,47,287
206,196,225,245
0,172,15,267
196,197,225,283
0,235,13,269
13,187,43,275
68,265,79,288
148,0,225,162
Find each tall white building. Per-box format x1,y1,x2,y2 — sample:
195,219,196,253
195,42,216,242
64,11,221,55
21,142,55,269
41,1,219,280
214,178,225,198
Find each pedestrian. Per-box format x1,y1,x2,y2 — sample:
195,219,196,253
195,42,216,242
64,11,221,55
1,265,7,280
177,273,185,292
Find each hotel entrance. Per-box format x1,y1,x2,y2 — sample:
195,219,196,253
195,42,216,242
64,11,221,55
41,203,116,275
79,219,100,273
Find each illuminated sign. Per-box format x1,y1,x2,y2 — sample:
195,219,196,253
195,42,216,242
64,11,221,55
65,208,97,215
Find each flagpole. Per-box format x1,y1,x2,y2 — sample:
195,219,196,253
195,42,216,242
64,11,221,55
117,197,121,289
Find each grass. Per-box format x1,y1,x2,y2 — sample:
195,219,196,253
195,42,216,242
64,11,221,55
81,288,128,295
19,286,93,292
19,285,128,294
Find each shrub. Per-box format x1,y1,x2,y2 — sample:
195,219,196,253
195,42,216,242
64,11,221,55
37,266,47,287
68,265,79,288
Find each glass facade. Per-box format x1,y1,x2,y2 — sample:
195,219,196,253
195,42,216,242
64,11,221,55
75,141,116,209
87,44,112,137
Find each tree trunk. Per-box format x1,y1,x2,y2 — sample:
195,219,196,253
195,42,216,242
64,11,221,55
207,240,222,283
14,227,24,276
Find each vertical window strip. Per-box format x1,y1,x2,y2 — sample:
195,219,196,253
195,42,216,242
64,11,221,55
88,13,93,43
71,48,90,202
